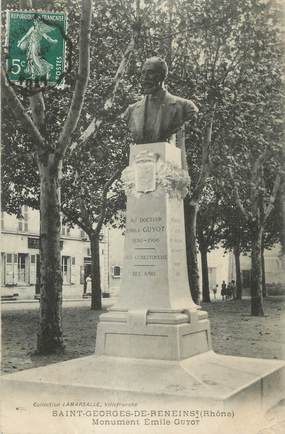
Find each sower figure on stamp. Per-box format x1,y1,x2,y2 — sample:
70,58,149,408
123,56,198,169
17,16,58,80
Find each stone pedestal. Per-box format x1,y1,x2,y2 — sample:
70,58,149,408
96,141,211,360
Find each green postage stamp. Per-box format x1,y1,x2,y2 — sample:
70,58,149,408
5,10,67,88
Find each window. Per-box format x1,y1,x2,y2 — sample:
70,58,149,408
18,206,28,232
80,230,87,239
1,212,4,230
23,206,28,232
62,256,71,284
7,254,12,263
18,253,28,283
61,225,71,236
28,237,40,249
112,265,121,278
72,257,75,265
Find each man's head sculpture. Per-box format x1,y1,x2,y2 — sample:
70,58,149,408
123,56,198,167
141,56,168,95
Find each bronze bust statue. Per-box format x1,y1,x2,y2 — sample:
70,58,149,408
124,56,198,147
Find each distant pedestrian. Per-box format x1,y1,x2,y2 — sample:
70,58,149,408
86,275,92,293
226,283,232,300
83,276,87,295
231,280,237,299
212,284,218,300
221,281,227,300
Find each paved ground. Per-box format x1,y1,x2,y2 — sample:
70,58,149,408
1,296,285,374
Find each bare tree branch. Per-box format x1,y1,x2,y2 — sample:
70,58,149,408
61,205,90,235
96,169,122,233
207,214,217,246
264,173,281,221
29,93,46,133
211,39,221,82
1,71,45,151
70,36,136,152
221,50,244,85
55,0,92,163
104,38,136,109
192,105,215,202
117,0,135,25
228,167,250,221
249,150,268,207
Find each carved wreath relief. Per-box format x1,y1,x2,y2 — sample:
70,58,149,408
121,150,190,199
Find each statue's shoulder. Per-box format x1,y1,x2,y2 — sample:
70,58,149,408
165,92,199,116
163,91,178,105
128,97,144,112
122,97,144,121
164,91,196,108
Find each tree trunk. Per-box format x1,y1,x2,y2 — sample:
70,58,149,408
90,233,102,310
184,199,200,304
37,159,64,354
200,245,211,302
251,225,265,316
282,180,285,256
261,237,267,297
233,245,242,300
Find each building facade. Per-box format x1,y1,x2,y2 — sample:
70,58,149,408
1,207,124,299
199,245,285,296
228,244,285,295
1,207,284,300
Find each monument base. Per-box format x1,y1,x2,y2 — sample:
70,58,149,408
2,351,284,408
95,309,211,360
2,352,284,434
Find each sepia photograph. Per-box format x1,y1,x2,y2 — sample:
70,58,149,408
1,0,284,433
